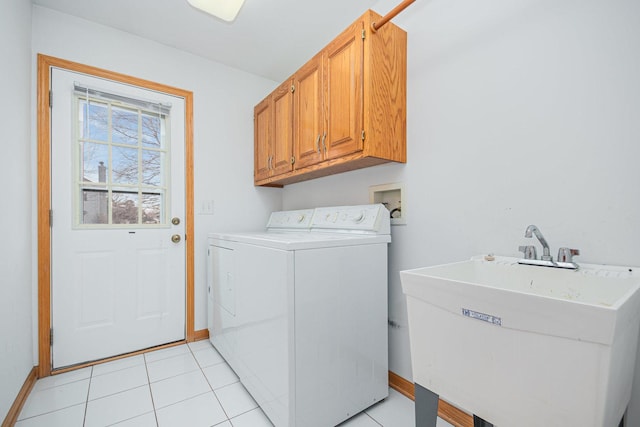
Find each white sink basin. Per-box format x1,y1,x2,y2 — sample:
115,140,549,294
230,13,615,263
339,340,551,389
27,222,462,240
401,256,640,427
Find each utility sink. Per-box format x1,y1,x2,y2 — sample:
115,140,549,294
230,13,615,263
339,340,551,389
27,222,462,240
401,256,640,427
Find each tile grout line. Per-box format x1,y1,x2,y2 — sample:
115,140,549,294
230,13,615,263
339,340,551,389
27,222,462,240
145,344,229,416
146,354,161,427
145,350,192,365
16,404,90,424
144,343,234,422
30,370,91,393
91,356,145,379
82,366,94,427
89,363,153,427
364,411,384,427
153,390,212,413
102,409,157,427
227,407,263,425
89,347,194,426
188,342,234,424
190,342,271,427
146,348,204,376
143,352,161,427
16,376,93,423
81,370,152,402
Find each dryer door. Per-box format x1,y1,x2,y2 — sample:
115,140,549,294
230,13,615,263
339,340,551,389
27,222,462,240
208,243,237,363
213,246,236,316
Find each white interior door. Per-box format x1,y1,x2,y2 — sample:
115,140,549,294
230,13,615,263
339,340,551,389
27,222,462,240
50,68,186,368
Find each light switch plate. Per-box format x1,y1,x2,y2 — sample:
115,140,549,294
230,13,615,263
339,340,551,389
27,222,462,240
200,200,215,215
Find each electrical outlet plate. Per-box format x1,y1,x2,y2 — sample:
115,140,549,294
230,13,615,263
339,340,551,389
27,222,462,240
369,182,405,225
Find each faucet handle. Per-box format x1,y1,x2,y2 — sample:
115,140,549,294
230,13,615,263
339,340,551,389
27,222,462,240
557,247,580,263
519,245,537,260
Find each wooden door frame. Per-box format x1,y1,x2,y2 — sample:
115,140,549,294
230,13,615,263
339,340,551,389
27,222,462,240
37,54,195,377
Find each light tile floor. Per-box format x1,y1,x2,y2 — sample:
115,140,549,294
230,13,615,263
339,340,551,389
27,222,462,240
17,341,454,427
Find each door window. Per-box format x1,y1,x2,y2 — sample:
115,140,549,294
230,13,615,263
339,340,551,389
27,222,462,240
75,86,171,227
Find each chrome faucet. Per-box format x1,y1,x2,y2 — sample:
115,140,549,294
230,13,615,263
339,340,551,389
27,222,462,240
518,225,580,270
524,225,552,261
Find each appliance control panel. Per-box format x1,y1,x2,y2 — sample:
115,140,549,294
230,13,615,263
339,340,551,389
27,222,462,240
266,205,390,234
311,204,390,234
267,209,315,229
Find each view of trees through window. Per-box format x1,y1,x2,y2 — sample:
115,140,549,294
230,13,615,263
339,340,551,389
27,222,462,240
78,96,168,226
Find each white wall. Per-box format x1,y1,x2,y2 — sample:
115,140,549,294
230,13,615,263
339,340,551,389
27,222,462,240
282,0,640,422
0,0,34,421
31,6,282,339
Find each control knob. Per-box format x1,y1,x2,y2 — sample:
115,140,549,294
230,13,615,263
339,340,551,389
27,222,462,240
352,211,366,223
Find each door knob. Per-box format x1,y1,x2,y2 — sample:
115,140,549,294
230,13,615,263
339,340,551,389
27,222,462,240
171,217,180,225
171,234,181,243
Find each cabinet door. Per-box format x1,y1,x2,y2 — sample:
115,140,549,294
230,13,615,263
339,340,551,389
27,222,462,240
294,53,324,169
254,97,271,182
324,19,364,160
271,80,294,176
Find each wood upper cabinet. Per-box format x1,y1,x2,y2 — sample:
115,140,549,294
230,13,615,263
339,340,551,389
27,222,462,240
254,96,271,182
254,79,294,182
255,9,406,186
324,18,364,161
271,80,294,176
293,20,363,169
294,53,324,169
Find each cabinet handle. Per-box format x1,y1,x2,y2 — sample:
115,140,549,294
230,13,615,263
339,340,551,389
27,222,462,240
315,134,321,153
321,132,327,153
268,155,272,170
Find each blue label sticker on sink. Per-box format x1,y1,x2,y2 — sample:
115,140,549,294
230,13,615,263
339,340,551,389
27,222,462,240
462,308,502,326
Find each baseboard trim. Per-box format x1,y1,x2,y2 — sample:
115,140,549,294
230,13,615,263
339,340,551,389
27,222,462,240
388,371,414,400
2,367,37,427
388,371,472,427
192,328,209,341
438,399,473,427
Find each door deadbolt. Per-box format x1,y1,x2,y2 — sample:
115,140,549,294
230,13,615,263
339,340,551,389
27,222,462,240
171,217,181,225
171,234,181,243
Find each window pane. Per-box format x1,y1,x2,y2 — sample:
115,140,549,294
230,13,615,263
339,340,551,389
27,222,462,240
81,101,109,142
112,106,139,145
82,142,109,183
142,150,162,186
142,113,161,147
112,146,139,184
112,191,139,224
142,193,163,224
81,188,108,224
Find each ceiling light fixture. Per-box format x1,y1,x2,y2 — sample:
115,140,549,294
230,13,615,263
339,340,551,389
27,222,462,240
187,0,246,22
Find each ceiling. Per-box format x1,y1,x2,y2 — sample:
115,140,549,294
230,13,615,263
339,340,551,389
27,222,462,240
33,0,380,82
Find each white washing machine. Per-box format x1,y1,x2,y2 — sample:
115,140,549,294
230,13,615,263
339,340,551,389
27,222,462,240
207,204,390,427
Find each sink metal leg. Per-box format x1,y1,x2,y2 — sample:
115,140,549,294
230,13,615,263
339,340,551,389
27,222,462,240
415,383,495,427
415,383,439,427
415,388,624,427
473,414,494,427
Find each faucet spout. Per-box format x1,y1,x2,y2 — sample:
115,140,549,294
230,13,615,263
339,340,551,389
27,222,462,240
525,225,552,261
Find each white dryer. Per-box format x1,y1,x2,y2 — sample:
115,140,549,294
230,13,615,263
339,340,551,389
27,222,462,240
207,204,390,427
